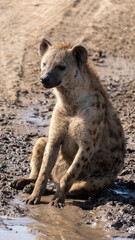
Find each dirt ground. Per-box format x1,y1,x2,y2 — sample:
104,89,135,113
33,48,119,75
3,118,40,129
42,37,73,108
0,0,135,239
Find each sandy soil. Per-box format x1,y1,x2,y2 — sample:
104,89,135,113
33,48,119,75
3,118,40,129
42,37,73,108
0,0,135,239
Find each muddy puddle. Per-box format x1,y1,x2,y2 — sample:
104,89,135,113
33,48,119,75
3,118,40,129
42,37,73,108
0,196,109,240
0,194,135,240
14,104,51,136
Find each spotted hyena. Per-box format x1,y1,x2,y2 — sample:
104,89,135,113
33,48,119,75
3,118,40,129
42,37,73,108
12,38,125,207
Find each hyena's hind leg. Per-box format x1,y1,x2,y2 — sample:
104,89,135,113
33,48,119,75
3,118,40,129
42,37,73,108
50,174,116,200
68,175,116,198
11,137,47,190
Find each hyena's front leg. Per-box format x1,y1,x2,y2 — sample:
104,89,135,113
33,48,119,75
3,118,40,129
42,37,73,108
50,106,105,207
24,141,60,204
50,145,94,207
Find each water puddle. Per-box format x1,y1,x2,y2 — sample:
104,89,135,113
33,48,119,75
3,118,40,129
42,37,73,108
0,216,36,240
111,232,135,240
14,105,50,135
28,195,110,240
110,184,135,199
0,195,135,240
21,108,48,127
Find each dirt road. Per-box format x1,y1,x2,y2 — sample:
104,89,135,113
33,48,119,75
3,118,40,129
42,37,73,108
0,0,135,239
0,0,135,104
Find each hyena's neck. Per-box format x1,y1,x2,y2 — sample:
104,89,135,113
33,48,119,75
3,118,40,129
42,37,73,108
54,64,107,114
54,75,91,113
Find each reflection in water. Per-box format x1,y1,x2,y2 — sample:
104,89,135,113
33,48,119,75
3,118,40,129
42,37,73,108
0,216,36,240
110,185,135,199
14,106,50,136
28,195,109,240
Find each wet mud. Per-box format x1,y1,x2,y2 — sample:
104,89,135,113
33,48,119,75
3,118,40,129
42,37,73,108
0,55,135,240
0,0,135,239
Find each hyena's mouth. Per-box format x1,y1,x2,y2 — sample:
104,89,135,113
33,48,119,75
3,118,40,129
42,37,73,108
41,79,62,89
40,72,62,88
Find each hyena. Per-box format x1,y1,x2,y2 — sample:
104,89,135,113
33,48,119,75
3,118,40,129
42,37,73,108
12,38,125,207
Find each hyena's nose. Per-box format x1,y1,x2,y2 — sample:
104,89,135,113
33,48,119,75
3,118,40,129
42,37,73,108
40,75,50,84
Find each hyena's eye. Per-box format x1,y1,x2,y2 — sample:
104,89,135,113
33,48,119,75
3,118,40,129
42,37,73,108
42,62,46,67
57,65,66,71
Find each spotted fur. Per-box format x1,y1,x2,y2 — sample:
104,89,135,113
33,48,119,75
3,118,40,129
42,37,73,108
12,39,125,206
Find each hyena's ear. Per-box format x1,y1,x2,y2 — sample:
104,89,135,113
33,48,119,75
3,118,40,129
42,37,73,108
72,45,87,68
39,38,52,56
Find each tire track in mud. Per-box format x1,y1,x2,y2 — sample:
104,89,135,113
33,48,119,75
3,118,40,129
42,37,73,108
0,0,117,105
48,0,113,44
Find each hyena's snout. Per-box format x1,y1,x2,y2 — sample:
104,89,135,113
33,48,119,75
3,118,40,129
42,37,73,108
40,72,61,89
40,73,50,85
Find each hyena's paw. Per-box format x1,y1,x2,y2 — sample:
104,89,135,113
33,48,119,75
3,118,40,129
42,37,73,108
49,193,65,208
49,198,65,208
11,178,29,190
23,193,40,205
23,183,34,194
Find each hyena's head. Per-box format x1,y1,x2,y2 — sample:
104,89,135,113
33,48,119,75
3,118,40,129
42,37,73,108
39,38,87,88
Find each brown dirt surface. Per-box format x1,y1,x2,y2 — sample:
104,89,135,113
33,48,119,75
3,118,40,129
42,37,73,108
0,0,135,239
